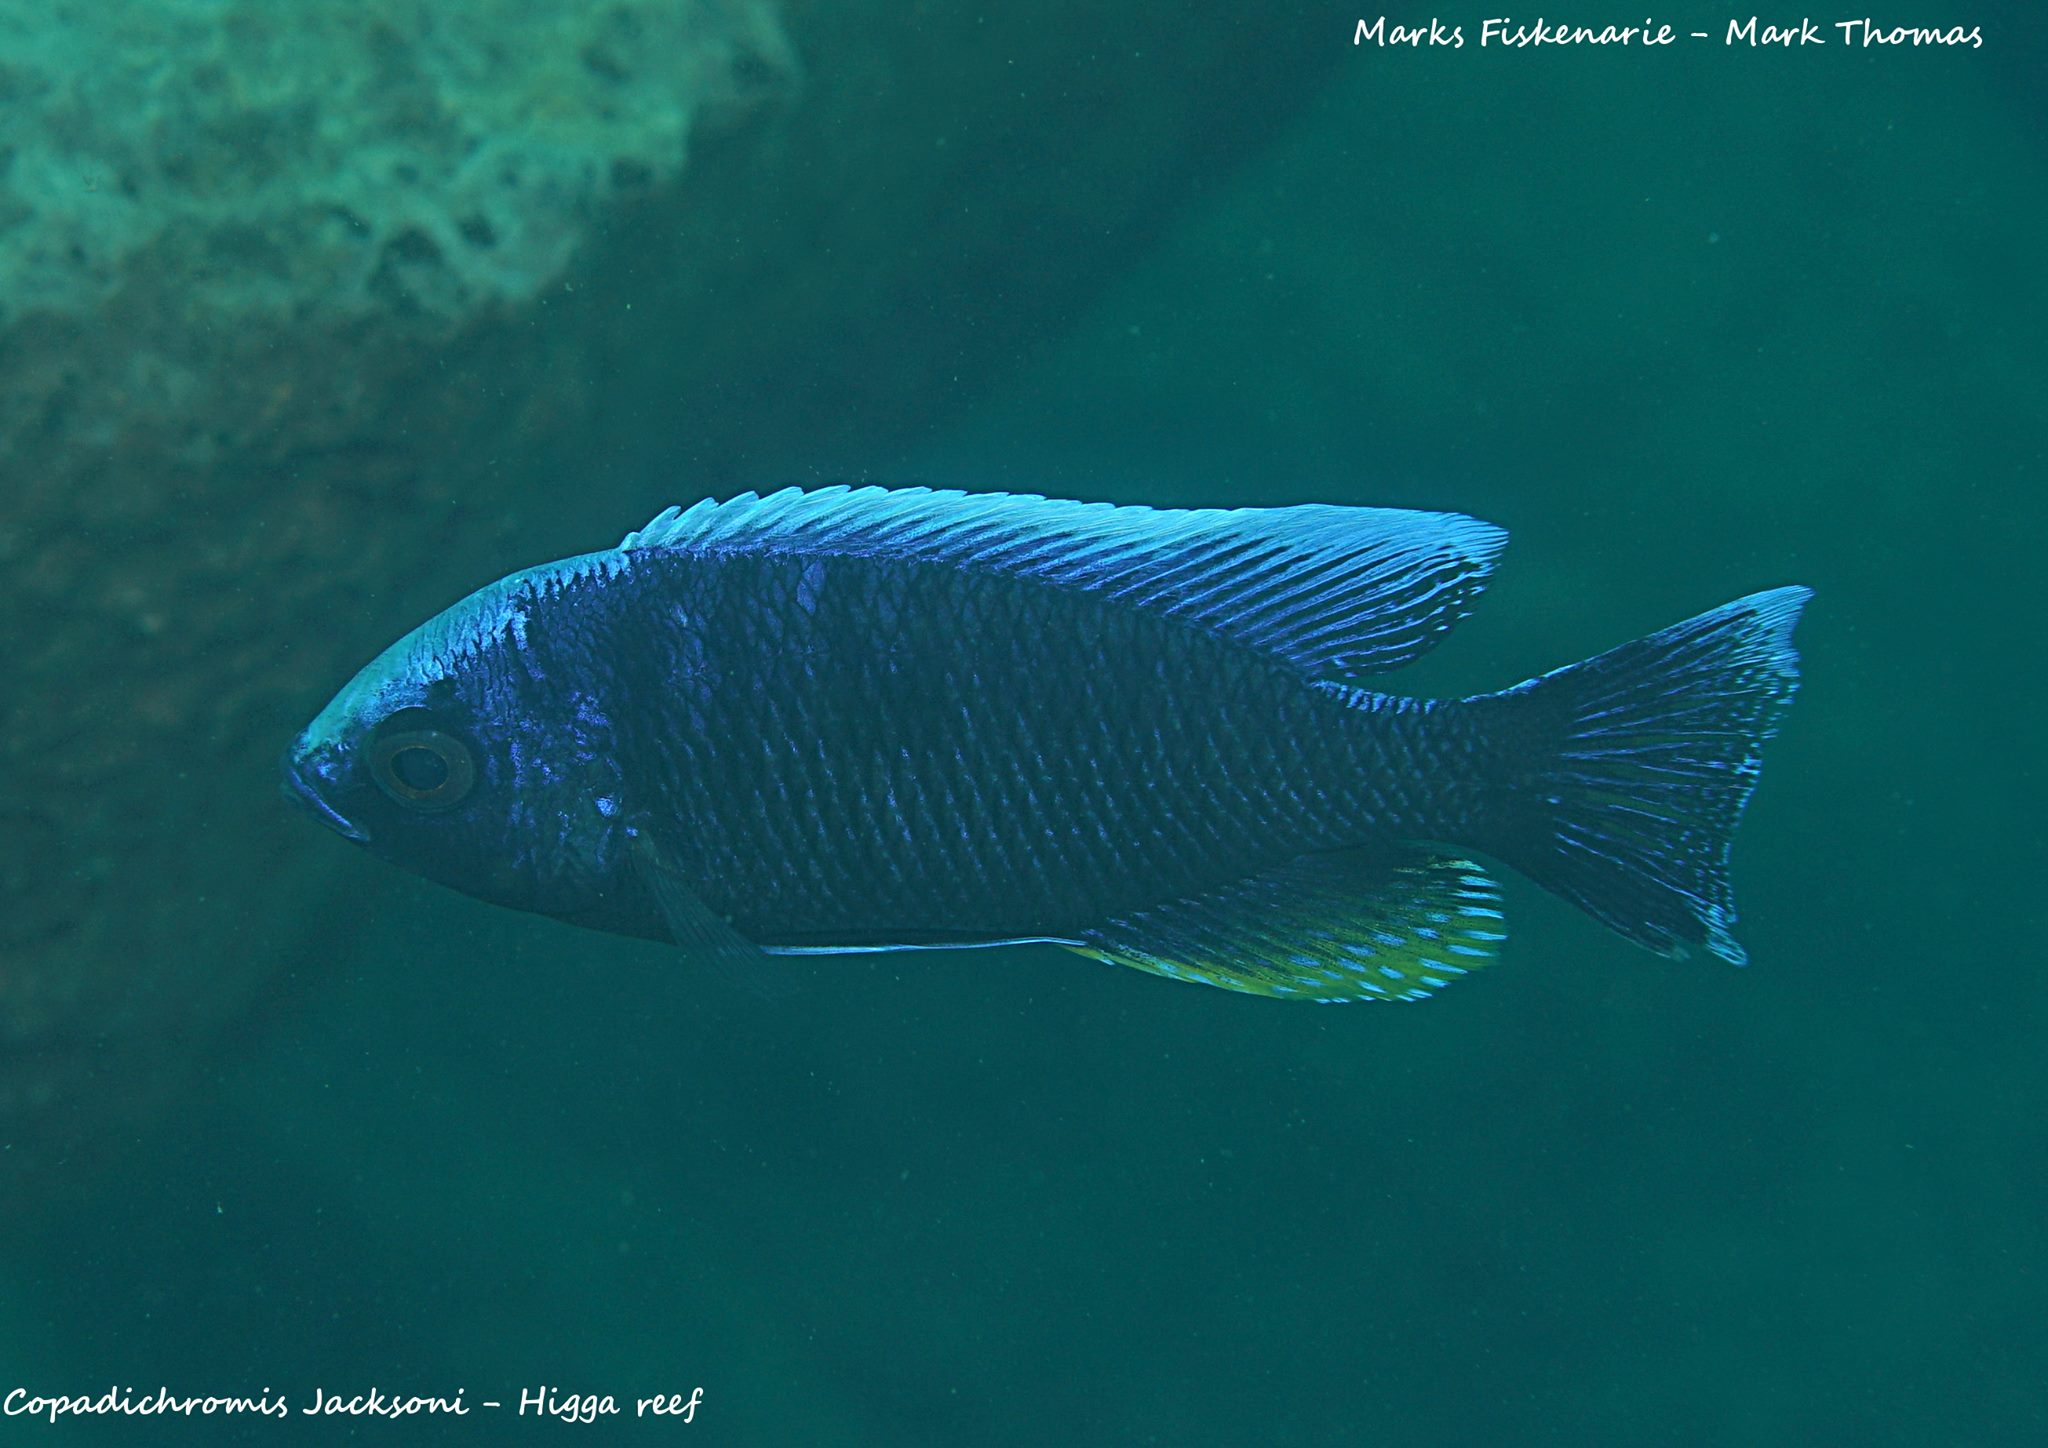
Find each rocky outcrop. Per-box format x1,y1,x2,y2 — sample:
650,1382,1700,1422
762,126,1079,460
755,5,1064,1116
0,1,1334,1211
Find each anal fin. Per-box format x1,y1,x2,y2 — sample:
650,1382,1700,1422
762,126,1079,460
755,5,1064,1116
1067,848,1505,1002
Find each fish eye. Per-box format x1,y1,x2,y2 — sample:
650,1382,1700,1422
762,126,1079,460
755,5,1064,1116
369,727,475,810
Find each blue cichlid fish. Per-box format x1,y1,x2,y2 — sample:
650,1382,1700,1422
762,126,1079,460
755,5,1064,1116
283,488,1809,1002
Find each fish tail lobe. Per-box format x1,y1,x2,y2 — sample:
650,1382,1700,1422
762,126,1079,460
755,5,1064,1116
1472,586,1811,964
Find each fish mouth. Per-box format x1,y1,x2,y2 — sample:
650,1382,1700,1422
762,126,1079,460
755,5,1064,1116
280,748,370,844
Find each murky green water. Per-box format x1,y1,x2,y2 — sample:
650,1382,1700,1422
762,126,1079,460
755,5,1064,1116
7,8,2040,1444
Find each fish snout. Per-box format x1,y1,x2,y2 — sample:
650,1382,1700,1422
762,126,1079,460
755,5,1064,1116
280,742,370,844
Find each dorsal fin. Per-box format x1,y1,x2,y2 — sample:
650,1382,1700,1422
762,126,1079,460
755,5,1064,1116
619,486,1506,676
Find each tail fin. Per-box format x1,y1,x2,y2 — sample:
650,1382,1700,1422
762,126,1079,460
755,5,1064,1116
1476,587,1811,964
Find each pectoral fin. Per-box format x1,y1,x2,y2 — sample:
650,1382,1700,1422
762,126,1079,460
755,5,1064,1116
1067,848,1505,1002
630,836,795,1001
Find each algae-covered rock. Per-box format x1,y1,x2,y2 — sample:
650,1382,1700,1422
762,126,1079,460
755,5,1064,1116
0,0,791,324
0,0,793,1183
0,0,1332,1212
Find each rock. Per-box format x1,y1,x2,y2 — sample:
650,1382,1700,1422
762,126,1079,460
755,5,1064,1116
0,0,792,1206
0,0,1335,1214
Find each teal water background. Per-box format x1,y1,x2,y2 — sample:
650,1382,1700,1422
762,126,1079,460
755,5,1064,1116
8,9,2042,1445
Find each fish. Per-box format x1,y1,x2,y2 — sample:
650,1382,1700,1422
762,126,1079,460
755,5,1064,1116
282,487,1810,1002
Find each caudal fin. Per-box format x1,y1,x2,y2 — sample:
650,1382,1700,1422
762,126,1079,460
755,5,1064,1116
1478,587,1811,964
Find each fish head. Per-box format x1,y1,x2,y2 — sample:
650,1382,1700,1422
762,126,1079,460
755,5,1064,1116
283,562,629,925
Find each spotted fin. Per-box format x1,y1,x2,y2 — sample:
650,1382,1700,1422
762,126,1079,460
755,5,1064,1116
1066,849,1506,1002
619,486,1506,675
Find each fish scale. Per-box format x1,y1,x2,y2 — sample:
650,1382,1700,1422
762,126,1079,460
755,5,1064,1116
632,554,1358,940
632,556,1234,932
